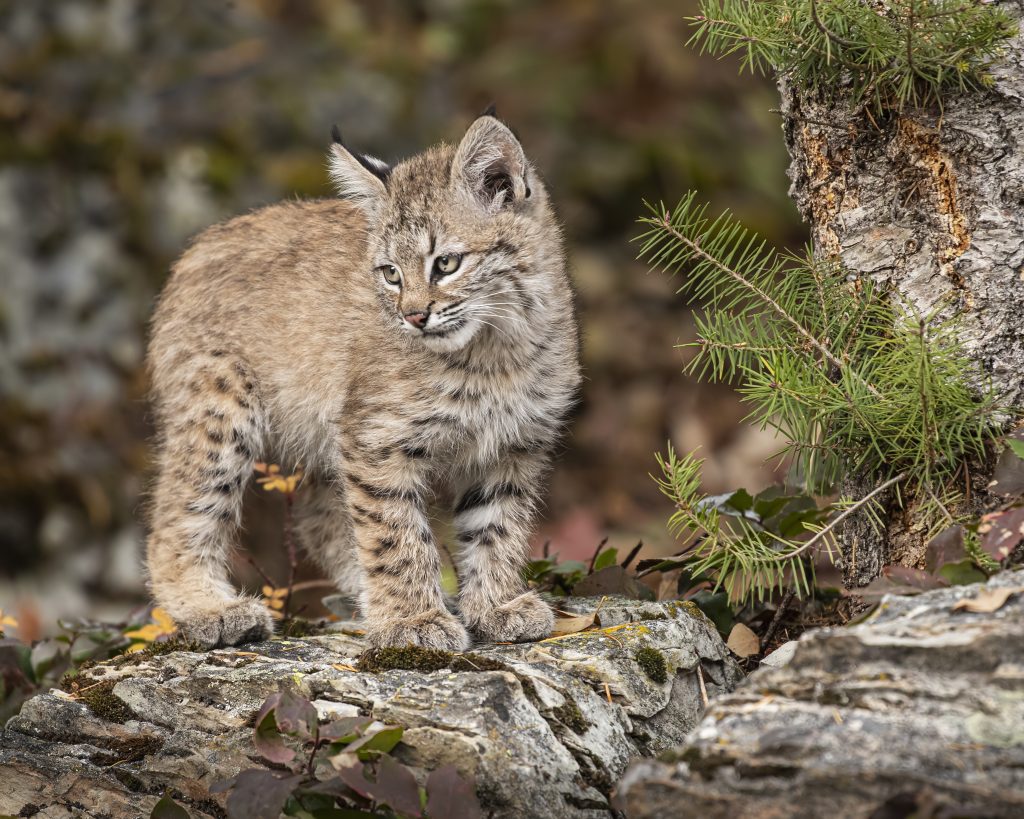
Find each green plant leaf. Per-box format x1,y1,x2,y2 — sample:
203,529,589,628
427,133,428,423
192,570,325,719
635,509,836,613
593,547,618,572
151,794,191,819
937,559,987,586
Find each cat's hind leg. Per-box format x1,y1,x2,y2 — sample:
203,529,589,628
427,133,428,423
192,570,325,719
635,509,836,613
145,350,273,648
294,479,363,603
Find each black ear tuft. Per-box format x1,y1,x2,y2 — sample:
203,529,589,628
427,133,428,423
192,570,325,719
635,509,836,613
331,124,343,145
353,152,392,183
480,102,497,119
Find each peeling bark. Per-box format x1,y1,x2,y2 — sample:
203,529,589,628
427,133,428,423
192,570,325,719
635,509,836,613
779,2,1024,585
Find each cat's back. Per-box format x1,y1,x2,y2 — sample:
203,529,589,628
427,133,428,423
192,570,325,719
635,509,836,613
161,198,366,298
151,197,370,345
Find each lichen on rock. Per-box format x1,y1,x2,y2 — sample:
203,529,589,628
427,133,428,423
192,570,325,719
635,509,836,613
0,595,740,818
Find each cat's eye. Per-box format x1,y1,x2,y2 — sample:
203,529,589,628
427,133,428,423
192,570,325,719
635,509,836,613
380,265,401,286
433,254,462,277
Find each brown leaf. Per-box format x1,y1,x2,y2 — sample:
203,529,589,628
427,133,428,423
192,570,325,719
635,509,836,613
547,613,597,637
952,586,1023,614
924,525,966,573
726,622,760,658
988,430,1024,496
979,507,1024,562
857,564,948,600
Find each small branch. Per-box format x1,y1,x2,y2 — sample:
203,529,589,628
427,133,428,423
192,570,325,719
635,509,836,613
696,664,709,708
657,216,882,398
587,537,609,573
760,589,795,651
620,541,644,570
282,493,298,619
779,471,908,562
810,0,859,50
245,555,277,590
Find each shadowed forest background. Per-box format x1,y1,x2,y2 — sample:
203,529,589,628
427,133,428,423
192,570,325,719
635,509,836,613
0,0,806,629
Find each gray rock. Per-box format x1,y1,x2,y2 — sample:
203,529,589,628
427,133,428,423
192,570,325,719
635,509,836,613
0,596,740,818
616,570,1024,819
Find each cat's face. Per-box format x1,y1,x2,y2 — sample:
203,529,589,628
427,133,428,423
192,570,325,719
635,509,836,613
329,116,550,353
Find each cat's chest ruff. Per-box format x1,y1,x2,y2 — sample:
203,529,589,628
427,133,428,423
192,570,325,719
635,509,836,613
423,360,562,457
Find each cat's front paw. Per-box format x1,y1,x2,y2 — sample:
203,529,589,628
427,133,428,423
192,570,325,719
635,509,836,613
365,608,470,651
465,591,554,643
174,598,275,649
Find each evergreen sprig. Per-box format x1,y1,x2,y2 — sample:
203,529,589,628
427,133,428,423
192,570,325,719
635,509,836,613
688,0,1017,110
639,194,1002,603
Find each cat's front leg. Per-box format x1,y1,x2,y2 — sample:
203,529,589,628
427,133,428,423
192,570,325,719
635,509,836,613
341,432,468,651
454,450,554,643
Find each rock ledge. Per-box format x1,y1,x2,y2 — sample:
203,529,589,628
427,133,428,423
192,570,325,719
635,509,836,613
0,597,740,818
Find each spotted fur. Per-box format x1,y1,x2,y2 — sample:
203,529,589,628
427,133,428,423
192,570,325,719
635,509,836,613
145,115,580,649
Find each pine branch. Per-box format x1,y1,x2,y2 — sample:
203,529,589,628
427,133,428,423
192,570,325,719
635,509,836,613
642,200,881,397
687,0,1017,111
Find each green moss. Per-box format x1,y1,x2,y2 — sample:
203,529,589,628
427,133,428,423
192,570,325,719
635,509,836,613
449,653,511,673
79,679,135,723
143,634,202,655
552,700,589,733
635,647,669,684
636,611,668,621
89,734,164,765
357,646,454,673
279,618,323,639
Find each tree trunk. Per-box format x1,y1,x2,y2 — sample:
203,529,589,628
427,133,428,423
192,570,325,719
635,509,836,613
778,1,1024,586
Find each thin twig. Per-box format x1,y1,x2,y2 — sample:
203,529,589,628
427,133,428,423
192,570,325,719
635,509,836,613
587,537,609,573
810,0,858,49
245,555,277,589
778,471,908,562
760,589,795,651
282,493,298,619
620,541,644,570
696,665,709,708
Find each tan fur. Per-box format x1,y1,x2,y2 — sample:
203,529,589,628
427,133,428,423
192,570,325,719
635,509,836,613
145,116,580,649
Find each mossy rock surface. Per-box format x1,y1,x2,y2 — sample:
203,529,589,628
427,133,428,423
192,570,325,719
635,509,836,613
618,569,1024,819
0,596,739,818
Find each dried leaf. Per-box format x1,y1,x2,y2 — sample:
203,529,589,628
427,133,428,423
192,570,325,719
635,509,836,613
952,586,1023,613
547,613,597,637
726,622,760,658
989,430,1024,496
124,607,177,648
979,507,1024,562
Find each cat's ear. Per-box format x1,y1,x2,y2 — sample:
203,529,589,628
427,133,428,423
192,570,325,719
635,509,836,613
328,125,389,214
451,114,529,212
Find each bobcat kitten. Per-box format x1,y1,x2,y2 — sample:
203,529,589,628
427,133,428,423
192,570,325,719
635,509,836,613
145,113,580,650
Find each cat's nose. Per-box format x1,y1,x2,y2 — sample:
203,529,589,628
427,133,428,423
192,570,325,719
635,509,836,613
404,310,429,329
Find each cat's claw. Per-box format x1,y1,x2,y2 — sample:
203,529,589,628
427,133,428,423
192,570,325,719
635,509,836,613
365,608,470,651
466,591,554,643
173,598,275,649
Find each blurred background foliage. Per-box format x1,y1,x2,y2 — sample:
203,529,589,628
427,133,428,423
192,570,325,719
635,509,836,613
0,0,805,627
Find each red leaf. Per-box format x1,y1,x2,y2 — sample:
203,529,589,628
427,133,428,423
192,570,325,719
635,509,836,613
426,764,483,819
336,759,423,817
979,507,1024,562
223,770,303,819
924,525,966,573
